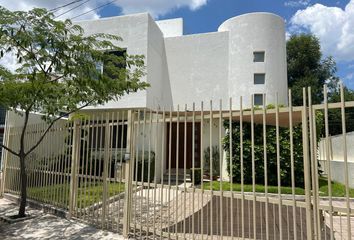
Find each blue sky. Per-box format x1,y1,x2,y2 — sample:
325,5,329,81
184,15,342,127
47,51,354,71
0,0,353,89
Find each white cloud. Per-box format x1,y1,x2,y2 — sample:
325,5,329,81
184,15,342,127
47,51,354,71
285,0,311,8
113,0,207,18
290,0,354,61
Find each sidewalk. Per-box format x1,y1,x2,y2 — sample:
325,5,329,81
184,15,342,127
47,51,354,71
0,198,126,240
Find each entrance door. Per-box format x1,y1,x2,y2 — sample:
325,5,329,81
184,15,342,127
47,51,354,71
166,122,201,169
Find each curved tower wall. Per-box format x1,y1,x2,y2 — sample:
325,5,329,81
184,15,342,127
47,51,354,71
218,13,288,107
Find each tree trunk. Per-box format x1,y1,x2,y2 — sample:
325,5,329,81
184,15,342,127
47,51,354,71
18,154,27,217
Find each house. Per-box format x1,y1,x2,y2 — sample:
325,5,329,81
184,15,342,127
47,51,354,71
3,12,288,182
75,12,288,181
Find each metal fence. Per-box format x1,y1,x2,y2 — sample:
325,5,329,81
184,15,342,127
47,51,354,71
1,86,354,240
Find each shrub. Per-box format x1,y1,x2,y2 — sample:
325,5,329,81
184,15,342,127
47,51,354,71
223,121,305,187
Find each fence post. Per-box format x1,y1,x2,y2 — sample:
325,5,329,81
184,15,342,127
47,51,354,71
123,110,135,237
101,112,110,228
69,119,80,218
0,112,10,196
302,88,314,239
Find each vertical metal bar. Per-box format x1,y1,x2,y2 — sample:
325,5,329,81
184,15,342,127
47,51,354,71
251,95,257,240
146,109,153,235
288,89,297,240
229,98,234,240
134,110,140,235
219,99,224,240
262,93,269,240
192,102,196,240
122,110,134,237
139,109,146,237
183,104,187,239
340,83,352,240
209,100,214,239
323,85,334,240
200,101,205,240
152,109,159,239
101,112,110,228
302,87,314,239
276,93,283,239
174,106,179,238
308,87,321,239
69,120,80,218
159,108,165,240
167,107,173,239
240,96,245,240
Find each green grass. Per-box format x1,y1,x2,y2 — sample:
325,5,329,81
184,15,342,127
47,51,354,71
202,177,354,198
28,181,125,209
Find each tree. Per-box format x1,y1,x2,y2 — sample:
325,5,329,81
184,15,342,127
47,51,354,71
0,7,148,217
327,87,354,136
287,34,339,105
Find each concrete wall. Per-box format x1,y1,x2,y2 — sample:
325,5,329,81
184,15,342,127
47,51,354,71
77,13,150,110
318,132,354,187
156,18,183,38
165,31,230,110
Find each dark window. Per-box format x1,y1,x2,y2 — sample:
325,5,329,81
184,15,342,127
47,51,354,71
103,50,127,78
89,121,127,149
0,107,6,125
254,73,265,85
253,51,265,62
254,94,264,106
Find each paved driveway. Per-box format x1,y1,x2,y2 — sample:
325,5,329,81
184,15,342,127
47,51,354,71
0,198,126,240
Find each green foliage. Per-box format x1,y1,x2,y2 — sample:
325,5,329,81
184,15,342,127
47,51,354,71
0,7,147,124
287,34,339,106
134,150,155,182
327,87,354,136
223,121,306,187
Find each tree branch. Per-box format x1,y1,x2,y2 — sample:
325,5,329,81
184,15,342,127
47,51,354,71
25,100,94,157
0,143,19,157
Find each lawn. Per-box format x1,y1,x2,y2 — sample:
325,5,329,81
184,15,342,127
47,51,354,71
28,181,125,209
202,177,354,198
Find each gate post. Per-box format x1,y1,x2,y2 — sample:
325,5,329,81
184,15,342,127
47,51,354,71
123,110,135,237
69,119,80,218
302,88,314,239
0,112,10,196
101,112,111,228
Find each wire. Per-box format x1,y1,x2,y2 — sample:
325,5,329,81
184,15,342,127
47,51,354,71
49,0,85,13
54,0,92,19
71,0,118,20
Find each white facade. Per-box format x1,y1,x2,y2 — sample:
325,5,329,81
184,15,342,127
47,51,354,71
77,12,288,110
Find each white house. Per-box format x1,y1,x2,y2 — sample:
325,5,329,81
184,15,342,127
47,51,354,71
77,12,288,111
3,12,288,182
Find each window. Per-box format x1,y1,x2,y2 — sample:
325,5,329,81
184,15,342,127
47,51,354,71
103,50,127,78
253,51,265,62
254,94,264,106
0,107,6,125
254,73,265,84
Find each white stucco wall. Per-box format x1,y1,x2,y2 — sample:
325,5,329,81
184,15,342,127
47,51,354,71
318,132,354,187
76,12,288,111
218,12,288,107
156,18,183,38
165,31,230,110
77,13,150,110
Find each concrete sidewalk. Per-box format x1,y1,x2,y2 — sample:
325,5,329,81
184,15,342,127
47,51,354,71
0,198,126,240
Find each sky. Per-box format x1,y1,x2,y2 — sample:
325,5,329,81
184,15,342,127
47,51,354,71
0,0,353,89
